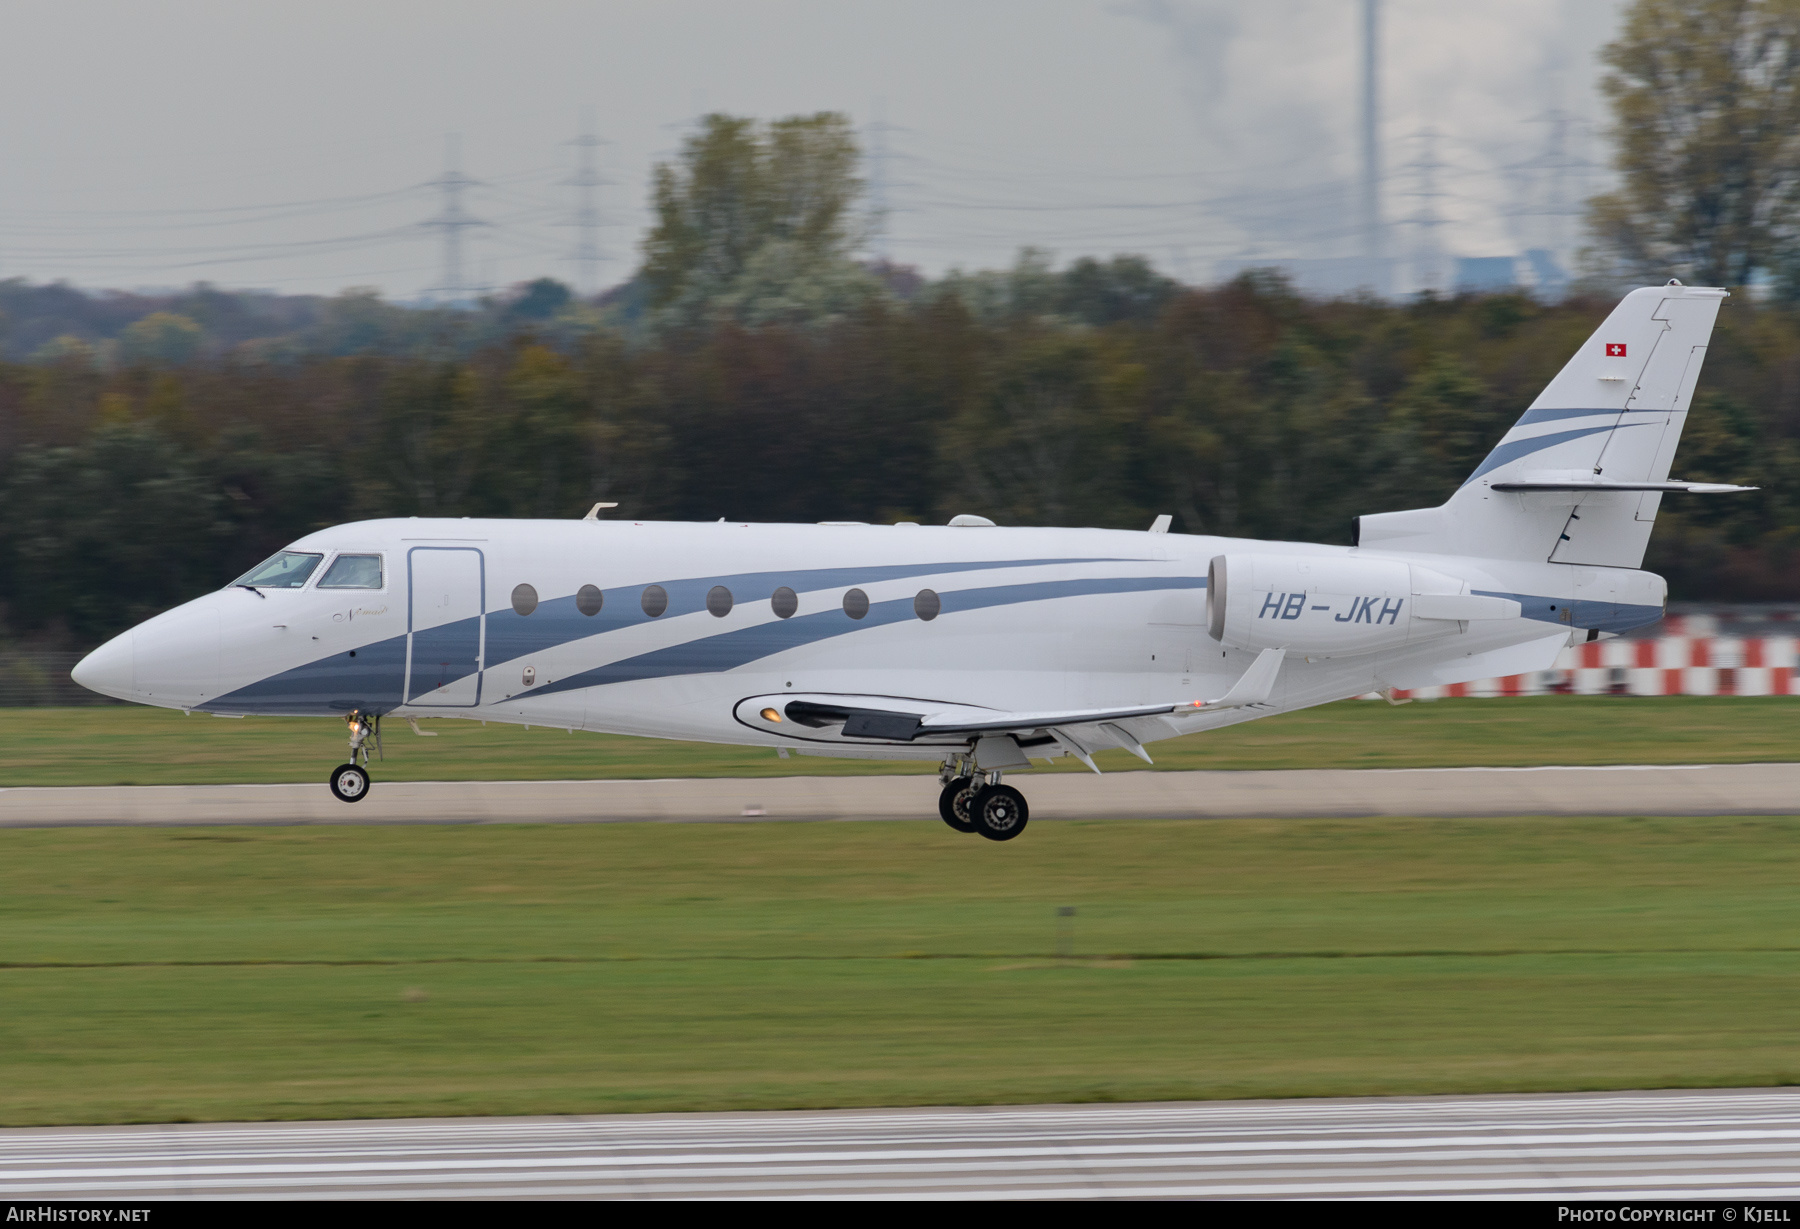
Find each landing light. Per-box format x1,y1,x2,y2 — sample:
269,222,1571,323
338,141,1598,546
761,708,781,722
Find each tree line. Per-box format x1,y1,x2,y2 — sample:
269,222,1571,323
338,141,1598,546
2,273,1796,651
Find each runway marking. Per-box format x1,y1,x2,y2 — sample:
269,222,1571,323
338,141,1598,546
20,1127,1800,1179
11,1090,1800,1199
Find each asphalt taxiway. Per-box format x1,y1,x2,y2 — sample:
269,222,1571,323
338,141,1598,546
0,762,1794,827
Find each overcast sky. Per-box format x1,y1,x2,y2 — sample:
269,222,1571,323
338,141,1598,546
0,0,1626,300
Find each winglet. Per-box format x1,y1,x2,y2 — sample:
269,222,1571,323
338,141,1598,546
1195,647,1285,711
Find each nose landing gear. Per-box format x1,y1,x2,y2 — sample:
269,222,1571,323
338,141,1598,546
329,710,381,804
937,759,1030,841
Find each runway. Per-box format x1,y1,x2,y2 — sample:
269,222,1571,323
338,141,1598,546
1,762,1796,827
7,1089,1800,1199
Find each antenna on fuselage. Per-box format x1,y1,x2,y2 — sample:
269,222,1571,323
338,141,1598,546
582,502,618,521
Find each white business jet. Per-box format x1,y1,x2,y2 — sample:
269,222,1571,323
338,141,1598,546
73,283,1749,840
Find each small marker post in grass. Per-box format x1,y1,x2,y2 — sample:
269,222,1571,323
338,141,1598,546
1056,906,1076,962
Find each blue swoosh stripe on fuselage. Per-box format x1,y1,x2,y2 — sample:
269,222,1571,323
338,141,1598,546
209,629,412,715
207,556,1145,715
1463,422,1650,485
205,575,1664,715
524,574,1209,699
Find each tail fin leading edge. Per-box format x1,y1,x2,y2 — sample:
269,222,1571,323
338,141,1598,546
1357,283,1737,567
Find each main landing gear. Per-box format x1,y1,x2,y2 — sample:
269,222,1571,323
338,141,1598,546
329,711,381,804
938,759,1029,842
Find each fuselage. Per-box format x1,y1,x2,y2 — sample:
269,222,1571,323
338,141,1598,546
72,516,1665,760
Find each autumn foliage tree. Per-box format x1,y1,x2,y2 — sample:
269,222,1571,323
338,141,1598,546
640,113,880,328
1588,0,1800,286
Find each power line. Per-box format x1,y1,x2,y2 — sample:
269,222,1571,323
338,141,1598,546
1403,127,1450,294
564,109,610,297
420,134,488,307
1510,108,1599,273
866,100,895,262
0,186,427,224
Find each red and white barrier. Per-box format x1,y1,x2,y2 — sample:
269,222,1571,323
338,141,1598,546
1367,635,1800,700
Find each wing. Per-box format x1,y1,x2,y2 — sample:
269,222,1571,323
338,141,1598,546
736,648,1286,770
919,646,1284,734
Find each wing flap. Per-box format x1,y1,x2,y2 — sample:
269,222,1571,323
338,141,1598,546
917,701,1196,737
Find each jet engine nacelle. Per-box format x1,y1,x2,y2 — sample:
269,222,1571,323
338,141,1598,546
1206,553,1516,656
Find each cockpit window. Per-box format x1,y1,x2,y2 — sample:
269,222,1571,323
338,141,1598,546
318,554,384,589
232,551,323,589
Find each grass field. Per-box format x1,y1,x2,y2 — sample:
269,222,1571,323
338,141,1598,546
7,695,1800,786
6,815,1800,1125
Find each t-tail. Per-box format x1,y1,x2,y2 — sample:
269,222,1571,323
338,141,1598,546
1356,281,1754,566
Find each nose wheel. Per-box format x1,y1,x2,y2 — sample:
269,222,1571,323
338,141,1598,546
329,763,371,803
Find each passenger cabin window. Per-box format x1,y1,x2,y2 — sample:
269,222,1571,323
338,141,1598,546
318,554,384,589
233,551,323,590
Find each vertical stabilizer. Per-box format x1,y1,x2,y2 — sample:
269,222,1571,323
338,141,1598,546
1356,283,1728,565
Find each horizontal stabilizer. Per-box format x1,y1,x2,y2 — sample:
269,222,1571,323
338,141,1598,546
1491,471,1755,494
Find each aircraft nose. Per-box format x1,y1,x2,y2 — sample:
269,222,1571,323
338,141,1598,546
72,633,134,701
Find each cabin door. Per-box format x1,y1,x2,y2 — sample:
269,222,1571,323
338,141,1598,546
406,547,485,707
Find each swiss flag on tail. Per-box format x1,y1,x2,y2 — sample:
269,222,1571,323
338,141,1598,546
1605,342,1627,357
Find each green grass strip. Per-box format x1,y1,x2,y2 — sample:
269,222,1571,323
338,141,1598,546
8,694,1800,786
6,815,1800,1123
